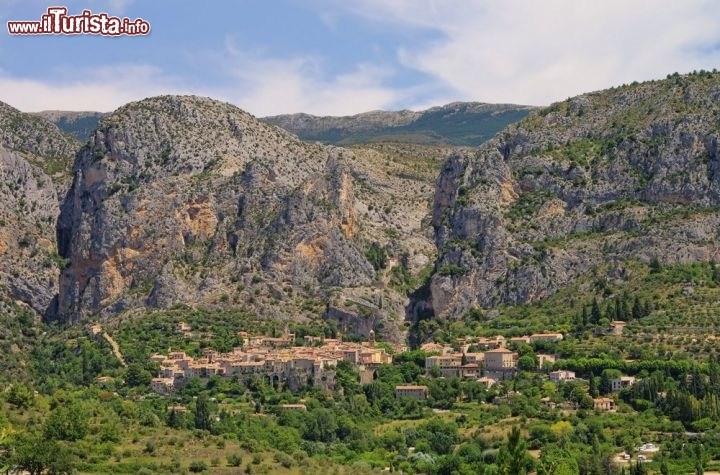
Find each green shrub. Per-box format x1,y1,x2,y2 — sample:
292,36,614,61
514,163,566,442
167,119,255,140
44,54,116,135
189,460,208,473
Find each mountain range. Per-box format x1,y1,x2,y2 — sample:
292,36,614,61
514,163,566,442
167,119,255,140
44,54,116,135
262,102,535,146
1,71,719,344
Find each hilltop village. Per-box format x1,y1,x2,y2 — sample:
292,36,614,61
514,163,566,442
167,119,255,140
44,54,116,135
148,322,636,410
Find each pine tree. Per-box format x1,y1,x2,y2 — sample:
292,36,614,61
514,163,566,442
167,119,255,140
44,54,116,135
650,256,662,273
694,442,705,475
167,408,183,429
605,302,614,321
589,376,599,398
194,394,212,431
591,298,601,324
632,296,642,320
500,426,528,475
711,259,720,283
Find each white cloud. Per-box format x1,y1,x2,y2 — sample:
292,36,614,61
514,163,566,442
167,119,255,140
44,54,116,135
197,37,404,116
5,1,720,116
0,65,191,112
0,50,403,117
321,0,720,105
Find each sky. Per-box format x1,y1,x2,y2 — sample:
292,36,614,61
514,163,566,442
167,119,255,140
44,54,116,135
1,0,719,116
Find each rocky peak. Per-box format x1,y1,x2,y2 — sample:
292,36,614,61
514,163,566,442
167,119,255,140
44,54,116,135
427,71,720,319
56,95,376,326
0,101,80,315
0,101,79,160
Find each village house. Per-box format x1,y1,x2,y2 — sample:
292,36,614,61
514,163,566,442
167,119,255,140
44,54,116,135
483,348,518,380
540,397,556,409
537,354,558,368
593,397,616,411
420,342,450,354
529,333,564,343
473,336,506,350
477,376,497,388
464,352,485,365
425,355,462,377
508,333,563,345
151,377,175,395
509,336,531,345
459,364,480,379
395,385,428,400
608,321,627,336
175,322,192,336
549,370,576,383
280,404,307,411
611,376,636,392
95,376,113,387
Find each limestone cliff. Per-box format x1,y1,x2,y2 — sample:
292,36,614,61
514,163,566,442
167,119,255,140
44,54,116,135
428,72,720,319
55,96,443,341
0,102,79,314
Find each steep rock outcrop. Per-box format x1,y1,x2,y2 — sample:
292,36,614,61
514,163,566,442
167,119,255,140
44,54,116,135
56,96,398,333
429,72,720,319
0,101,79,314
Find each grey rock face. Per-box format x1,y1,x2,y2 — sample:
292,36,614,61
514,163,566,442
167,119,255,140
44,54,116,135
428,72,720,319
56,96,376,322
0,101,79,315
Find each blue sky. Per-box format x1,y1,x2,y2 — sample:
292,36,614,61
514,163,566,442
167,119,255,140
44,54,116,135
1,0,720,115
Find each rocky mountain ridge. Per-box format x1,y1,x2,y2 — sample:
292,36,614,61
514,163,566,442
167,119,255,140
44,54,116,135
263,102,534,146
425,71,720,320
52,95,445,341
35,110,108,142
0,103,80,316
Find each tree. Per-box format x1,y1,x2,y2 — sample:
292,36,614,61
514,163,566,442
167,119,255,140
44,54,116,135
227,453,243,467
712,259,720,283
365,242,387,271
549,421,573,441
194,394,213,431
8,433,73,475
124,363,152,388
631,297,643,321
591,298,601,324
538,445,579,475
305,408,338,442
518,355,537,371
167,407,186,429
650,256,662,273
6,384,34,409
499,426,530,475
694,442,705,475
600,369,622,395
631,461,648,475
44,403,88,441
589,376,600,398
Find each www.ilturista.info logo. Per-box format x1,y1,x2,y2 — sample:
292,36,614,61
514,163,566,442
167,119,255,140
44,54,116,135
7,7,150,36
